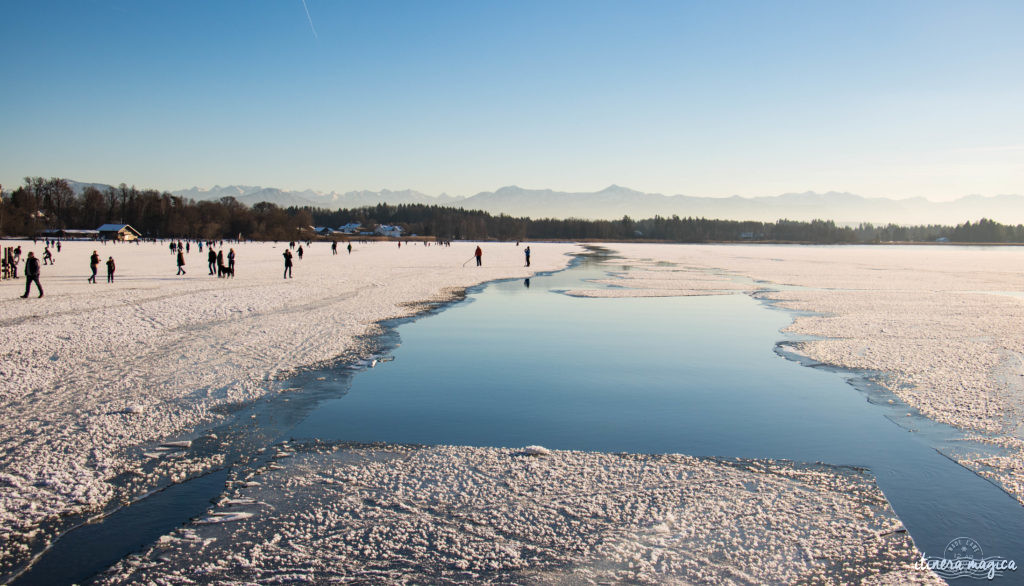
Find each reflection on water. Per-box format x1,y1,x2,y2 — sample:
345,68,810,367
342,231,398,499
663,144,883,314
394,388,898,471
293,250,1024,565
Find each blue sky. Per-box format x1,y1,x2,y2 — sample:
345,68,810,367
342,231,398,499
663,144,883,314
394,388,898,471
1,0,1021,200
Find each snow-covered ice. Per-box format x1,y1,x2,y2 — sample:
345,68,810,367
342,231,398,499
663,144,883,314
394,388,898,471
0,239,578,578
523,445,552,456
566,265,753,297
94,443,939,584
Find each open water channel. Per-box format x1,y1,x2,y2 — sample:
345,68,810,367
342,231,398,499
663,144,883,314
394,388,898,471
14,248,1024,584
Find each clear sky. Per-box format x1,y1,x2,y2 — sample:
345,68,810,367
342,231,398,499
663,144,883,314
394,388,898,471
1,0,1021,200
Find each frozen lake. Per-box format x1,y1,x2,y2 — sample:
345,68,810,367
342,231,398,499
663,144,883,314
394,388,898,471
15,247,1023,583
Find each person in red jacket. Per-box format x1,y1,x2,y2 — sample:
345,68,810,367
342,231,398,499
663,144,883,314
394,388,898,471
474,246,482,267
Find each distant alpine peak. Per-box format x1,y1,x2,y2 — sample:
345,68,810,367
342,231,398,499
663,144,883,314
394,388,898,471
597,184,650,197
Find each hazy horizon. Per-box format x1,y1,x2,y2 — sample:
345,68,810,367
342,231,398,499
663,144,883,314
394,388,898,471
3,1,1022,202
159,181,1024,226
169,182,1017,202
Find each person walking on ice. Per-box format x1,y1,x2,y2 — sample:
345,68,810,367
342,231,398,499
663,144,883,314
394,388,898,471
106,256,116,283
524,245,531,267
475,245,483,267
21,252,43,298
283,249,293,278
176,249,186,275
88,250,100,283
42,247,53,265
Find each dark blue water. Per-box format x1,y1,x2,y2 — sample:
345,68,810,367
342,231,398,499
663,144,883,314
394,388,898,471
12,469,229,586
293,252,1024,568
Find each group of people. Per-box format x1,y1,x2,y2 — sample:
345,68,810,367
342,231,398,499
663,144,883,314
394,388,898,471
470,244,530,267
86,250,116,284
2,246,23,279
172,244,235,278
281,240,325,277
12,243,59,297
14,246,115,299
330,241,354,255
12,240,536,297
4,243,70,280
8,244,100,298
206,247,236,277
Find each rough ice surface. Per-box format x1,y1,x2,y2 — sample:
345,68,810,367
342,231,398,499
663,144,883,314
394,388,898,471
582,243,1024,507
566,266,754,298
94,443,937,585
0,239,579,578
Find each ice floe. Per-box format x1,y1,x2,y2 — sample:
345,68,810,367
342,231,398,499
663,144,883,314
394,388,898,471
194,511,255,525
93,443,940,584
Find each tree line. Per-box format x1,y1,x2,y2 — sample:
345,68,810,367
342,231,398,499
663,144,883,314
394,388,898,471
1,178,313,240
294,205,1024,244
4,177,1024,244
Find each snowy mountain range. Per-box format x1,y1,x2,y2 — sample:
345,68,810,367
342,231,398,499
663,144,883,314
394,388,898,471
67,181,1024,225
170,185,464,210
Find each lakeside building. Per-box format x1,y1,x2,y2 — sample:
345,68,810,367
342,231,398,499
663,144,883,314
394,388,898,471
374,224,403,238
96,224,141,241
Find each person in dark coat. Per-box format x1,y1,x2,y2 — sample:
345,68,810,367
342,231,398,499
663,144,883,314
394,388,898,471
208,248,217,275
524,245,531,267
21,252,42,298
106,256,116,283
177,250,186,275
88,250,100,283
283,249,293,278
